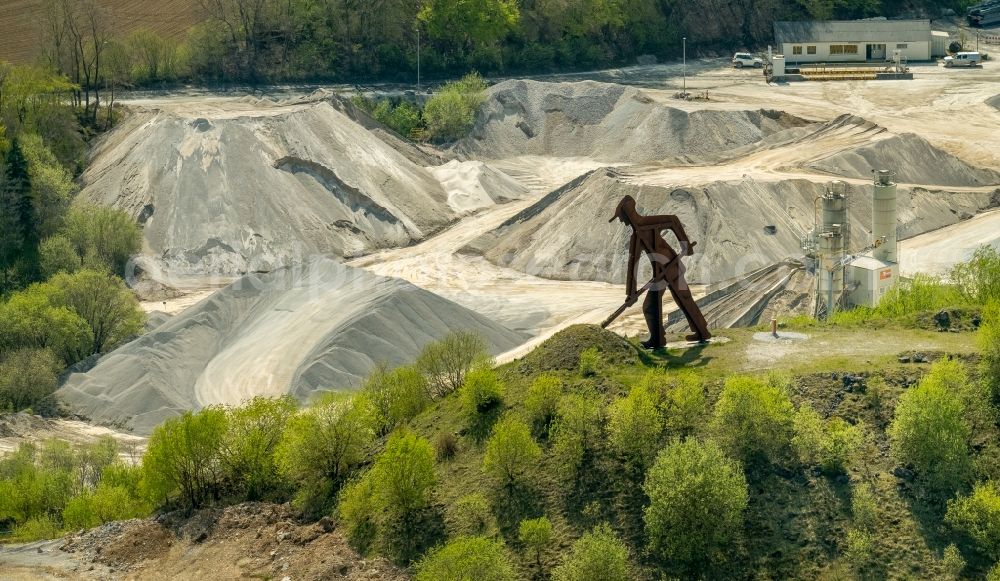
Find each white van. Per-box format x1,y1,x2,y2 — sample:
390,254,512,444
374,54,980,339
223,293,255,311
944,52,983,67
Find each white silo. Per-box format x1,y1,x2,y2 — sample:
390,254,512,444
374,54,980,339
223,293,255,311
816,181,850,316
872,170,898,264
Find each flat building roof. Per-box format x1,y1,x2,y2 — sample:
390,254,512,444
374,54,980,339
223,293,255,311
775,19,932,45
849,255,896,271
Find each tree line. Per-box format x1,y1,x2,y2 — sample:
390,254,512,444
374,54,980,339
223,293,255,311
0,62,145,414
28,0,975,88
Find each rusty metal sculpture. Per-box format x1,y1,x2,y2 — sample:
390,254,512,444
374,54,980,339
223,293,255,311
602,195,711,348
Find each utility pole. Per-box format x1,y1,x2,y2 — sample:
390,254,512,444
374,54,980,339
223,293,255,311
417,25,422,92
683,37,687,94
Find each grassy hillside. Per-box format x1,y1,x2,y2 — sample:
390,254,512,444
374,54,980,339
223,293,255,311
0,0,198,65
406,324,991,579
4,249,999,578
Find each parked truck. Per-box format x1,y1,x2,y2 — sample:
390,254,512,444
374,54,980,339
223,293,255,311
968,0,1000,27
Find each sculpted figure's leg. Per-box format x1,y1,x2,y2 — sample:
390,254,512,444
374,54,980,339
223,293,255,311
667,280,712,343
642,289,666,349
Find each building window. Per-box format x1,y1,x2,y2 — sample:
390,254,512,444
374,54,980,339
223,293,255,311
793,45,803,55
897,43,908,49
830,45,859,55
807,45,817,54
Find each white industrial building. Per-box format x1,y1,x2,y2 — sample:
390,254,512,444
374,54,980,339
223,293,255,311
847,170,900,308
774,19,949,64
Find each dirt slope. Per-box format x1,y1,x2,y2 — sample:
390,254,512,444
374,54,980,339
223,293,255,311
809,133,1000,187
466,170,998,285
58,258,527,434
78,99,455,276
456,79,809,163
0,503,407,580
0,0,199,65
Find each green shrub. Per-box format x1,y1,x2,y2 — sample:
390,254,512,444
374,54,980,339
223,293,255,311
61,205,142,277
483,415,540,487
141,407,227,509
828,273,965,325
979,301,1000,404
945,480,1000,559
0,437,146,538
12,514,61,541
0,284,91,363
550,393,602,484
988,562,1000,581
0,441,76,528
792,405,862,474
844,528,876,570
461,367,505,418
62,483,149,530
46,269,145,355
851,482,878,532
20,133,74,239
361,365,432,435
525,374,562,435
353,97,425,138
519,516,553,567
922,357,995,434
415,536,516,581
336,430,436,561
941,543,965,580
664,372,706,437
607,384,662,469
373,430,436,517
0,348,61,412
338,474,379,552
552,523,631,581
578,347,601,377
643,438,748,565
711,375,795,465
219,396,297,501
889,361,971,494
38,235,80,278
446,492,498,537
423,73,487,142
951,245,1000,305
416,331,491,397
275,394,374,515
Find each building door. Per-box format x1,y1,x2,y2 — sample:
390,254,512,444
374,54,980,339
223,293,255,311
867,44,886,60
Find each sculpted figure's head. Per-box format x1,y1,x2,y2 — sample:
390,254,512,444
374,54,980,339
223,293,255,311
609,195,637,224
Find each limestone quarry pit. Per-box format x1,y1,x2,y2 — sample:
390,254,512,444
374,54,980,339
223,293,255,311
56,59,1000,433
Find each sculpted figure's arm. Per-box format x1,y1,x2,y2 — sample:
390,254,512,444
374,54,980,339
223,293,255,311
636,215,696,256
625,232,639,300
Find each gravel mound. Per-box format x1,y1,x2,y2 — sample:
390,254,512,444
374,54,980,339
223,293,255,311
427,160,531,214
59,258,526,434
809,133,1000,187
456,79,808,163
466,170,998,285
78,101,455,276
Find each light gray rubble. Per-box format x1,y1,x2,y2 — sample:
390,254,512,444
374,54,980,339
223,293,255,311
465,170,999,285
808,133,1000,187
58,258,527,434
78,101,456,276
455,79,810,163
